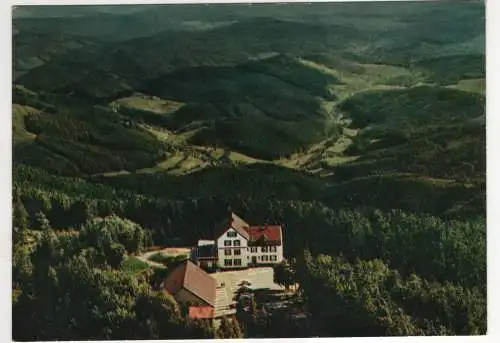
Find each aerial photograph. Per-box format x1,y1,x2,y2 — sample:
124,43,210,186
11,0,486,340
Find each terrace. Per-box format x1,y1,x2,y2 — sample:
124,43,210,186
212,267,285,317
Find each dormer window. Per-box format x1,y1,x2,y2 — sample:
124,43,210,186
227,231,237,238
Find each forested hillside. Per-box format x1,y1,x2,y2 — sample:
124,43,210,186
12,1,486,340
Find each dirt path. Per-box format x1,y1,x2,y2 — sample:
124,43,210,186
136,247,192,269
136,251,167,269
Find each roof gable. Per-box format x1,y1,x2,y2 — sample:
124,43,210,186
183,261,217,306
215,212,250,240
164,260,216,306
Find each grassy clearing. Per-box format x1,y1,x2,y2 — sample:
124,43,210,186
322,155,359,166
276,117,361,173
126,122,270,176
139,124,193,146
96,170,132,177
136,152,207,175
111,94,185,115
194,146,265,164
136,146,268,176
148,252,187,267
13,104,39,143
278,131,360,173
330,65,424,101
301,56,424,101
448,78,485,94
121,256,151,275
133,125,207,174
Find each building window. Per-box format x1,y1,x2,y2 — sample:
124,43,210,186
234,259,242,266
224,249,232,256
270,246,277,252
263,255,269,261
227,231,237,237
224,259,233,266
250,247,257,253
234,240,241,246
270,255,277,261
234,249,241,255
224,240,232,246
261,247,268,253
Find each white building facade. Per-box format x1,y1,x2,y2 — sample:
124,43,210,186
216,227,249,268
247,243,284,266
213,213,284,269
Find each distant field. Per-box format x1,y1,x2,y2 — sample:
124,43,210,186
448,78,485,94
111,94,185,115
303,58,425,101
12,104,38,143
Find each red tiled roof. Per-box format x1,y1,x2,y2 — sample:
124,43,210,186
163,260,217,306
215,212,250,240
189,306,215,319
246,225,282,245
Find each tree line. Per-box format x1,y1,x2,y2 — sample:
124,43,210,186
293,251,485,336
